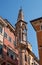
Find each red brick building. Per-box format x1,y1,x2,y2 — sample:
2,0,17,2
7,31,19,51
30,17,42,65
0,9,39,65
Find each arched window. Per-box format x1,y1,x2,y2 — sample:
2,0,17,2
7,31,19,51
22,24,27,41
22,33,26,41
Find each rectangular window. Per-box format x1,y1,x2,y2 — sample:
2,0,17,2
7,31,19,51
13,53,16,59
4,32,7,38
10,54,13,59
14,41,16,46
0,45,2,54
8,36,12,42
0,27,2,33
41,25,42,30
0,48,2,54
7,48,17,60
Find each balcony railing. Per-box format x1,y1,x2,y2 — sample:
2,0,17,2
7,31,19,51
0,50,18,65
6,55,18,65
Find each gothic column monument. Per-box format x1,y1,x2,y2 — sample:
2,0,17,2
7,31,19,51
30,17,42,65
15,8,27,65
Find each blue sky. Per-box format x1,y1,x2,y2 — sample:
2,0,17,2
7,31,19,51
0,0,42,58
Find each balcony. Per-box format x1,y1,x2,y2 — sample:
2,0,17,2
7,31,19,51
0,50,18,65
0,54,18,65
0,46,18,65
6,55,18,65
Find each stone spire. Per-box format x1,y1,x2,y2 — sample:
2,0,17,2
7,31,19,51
17,8,24,21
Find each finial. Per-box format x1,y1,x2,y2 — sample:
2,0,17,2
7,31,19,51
17,7,24,21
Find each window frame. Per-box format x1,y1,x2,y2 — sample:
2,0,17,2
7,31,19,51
0,44,3,54
7,48,16,60
4,32,7,38
8,36,12,42
0,25,2,33
14,41,16,46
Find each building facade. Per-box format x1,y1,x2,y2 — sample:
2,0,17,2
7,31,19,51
0,9,39,65
30,17,42,65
